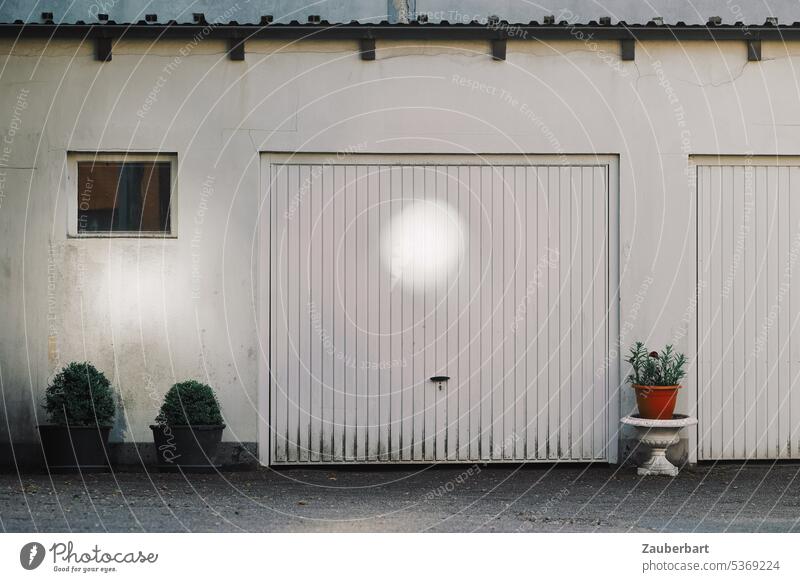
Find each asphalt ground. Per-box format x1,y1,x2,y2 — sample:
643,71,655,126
2,463,799,532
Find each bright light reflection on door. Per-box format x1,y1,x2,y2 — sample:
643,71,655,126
381,199,464,292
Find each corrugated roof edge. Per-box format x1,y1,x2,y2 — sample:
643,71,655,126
3,18,799,25
1,15,797,26
1,20,799,39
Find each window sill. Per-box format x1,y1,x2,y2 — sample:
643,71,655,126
68,232,178,239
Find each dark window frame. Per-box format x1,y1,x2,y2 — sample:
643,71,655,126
68,152,178,238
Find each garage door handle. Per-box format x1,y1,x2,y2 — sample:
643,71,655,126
431,376,450,390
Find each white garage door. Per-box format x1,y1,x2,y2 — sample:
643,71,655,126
262,154,613,464
698,158,800,460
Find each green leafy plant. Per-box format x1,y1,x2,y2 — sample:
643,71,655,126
626,342,687,386
155,380,224,426
44,362,115,426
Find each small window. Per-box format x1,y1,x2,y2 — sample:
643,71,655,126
71,154,175,236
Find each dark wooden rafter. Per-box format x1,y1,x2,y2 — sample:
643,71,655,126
620,38,635,61
491,38,506,61
228,36,245,60
359,37,375,60
95,36,112,61
747,38,762,61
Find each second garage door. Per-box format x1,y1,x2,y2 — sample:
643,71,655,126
698,157,800,460
264,154,614,464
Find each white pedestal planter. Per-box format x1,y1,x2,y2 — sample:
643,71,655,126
620,414,697,476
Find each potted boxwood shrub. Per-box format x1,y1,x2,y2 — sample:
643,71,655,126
626,342,687,420
150,380,225,471
38,362,115,472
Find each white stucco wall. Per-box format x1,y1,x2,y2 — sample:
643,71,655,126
1,35,798,461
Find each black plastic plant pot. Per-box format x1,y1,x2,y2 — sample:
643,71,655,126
150,424,225,472
37,425,111,472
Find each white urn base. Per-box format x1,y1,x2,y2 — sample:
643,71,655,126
620,415,697,477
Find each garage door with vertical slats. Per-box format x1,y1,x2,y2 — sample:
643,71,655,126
267,155,610,464
698,159,800,460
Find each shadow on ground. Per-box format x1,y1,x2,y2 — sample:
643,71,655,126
1,464,798,532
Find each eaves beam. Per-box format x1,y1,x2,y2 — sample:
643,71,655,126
0,23,787,63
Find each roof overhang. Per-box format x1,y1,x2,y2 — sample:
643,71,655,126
0,21,791,62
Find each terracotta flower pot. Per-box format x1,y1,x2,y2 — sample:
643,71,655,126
632,385,681,420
